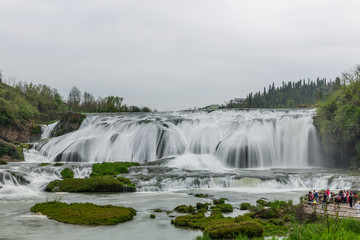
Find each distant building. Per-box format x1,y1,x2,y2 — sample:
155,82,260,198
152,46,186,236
233,98,246,104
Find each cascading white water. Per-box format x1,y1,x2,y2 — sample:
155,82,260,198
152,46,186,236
37,109,322,168
41,121,59,140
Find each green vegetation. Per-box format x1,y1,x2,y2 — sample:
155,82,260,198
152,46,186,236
240,203,251,210
150,214,156,219
90,162,140,177
40,163,50,166
60,168,74,179
314,66,360,168
174,205,196,214
154,209,163,213
194,193,210,198
172,199,298,239
30,201,136,225
213,198,227,205
225,78,334,109
54,163,64,167
0,141,24,161
45,176,135,192
211,203,233,213
0,160,7,165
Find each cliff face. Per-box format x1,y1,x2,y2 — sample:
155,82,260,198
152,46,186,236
0,122,40,143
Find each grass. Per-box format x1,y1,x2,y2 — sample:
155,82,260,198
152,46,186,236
90,162,140,177
30,201,136,226
45,176,136,192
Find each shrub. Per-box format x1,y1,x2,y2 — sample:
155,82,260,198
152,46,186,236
240,203,252,210
30,201,136,225
60,168,74,179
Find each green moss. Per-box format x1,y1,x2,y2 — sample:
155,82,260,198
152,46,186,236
154,209,163,213
19,143,33,149
194,193,210,198
174,205,196,214
54,163,64,167
30,201,136,225
150,214,156,219
90,162,140,177
213,198,228,205
60,168,74,179
40,163,51,166
240,203,252,210
212,203,233,213
196,202,210,211
45,176,136,192
256,199,270,207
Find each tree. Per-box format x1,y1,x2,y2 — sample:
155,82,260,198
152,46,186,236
68,86,81,110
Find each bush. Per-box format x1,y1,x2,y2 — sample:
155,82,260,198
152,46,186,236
240,203,252,210
60,168,74,179
45,176,136,192
90,162,140,177
30,201,136,225
204,221,264,239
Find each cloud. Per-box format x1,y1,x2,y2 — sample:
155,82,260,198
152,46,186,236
0,0,359,110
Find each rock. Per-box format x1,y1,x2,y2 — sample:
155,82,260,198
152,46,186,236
51,112,86,137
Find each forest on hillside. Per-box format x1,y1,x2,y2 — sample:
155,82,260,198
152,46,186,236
314,66,360,168
225,78,335,109
0,73,152,127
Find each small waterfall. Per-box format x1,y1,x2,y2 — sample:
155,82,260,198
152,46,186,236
35,109,322,168
41,121,59,140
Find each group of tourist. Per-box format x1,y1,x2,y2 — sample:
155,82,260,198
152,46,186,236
307,189,358,208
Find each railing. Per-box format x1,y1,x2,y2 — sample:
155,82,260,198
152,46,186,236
302,200,360,219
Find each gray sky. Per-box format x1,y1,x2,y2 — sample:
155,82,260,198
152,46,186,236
1,0,360,111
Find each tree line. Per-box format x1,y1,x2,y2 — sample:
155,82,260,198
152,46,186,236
0,73,153,125
225,78,335,109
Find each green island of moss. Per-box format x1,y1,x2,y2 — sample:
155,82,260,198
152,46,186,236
90,162,140,177
60,168,74,179
30,201,136,226
45,176,136,192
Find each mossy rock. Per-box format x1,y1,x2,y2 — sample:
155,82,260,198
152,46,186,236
194,193,210,198
60,168,74,179
30,201,136,225
54,163,64,167
51,112,86,137
256,199,270,207
40,163,51,167
45,176,136,192
0,141,24,161
203,221,264,239
150,214,156,219
196,202,210,211
174,205,196,214
90,162,140,177
240,202,252,210
0,160,7,165
213,198,228,205
211,203,233,213
154,209,163,213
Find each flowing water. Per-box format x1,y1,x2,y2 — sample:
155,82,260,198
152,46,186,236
0,109,358,240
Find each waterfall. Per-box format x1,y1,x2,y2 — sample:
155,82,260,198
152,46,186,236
41,121,59,140
36,109,322,168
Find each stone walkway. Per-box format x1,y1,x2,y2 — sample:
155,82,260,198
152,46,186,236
303,201,360,219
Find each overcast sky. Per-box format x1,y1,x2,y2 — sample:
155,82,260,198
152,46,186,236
0,0,359,111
